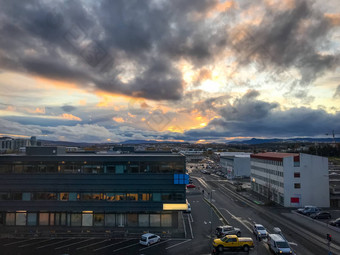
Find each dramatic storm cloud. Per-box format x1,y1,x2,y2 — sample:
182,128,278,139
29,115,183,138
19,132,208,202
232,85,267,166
0,0,339,142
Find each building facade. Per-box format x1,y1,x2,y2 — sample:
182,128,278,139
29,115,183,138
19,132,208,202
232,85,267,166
0,147,187,231
220,152,251,179
250,152,329,208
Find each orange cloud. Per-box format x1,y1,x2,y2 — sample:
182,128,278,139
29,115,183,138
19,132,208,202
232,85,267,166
113,117,125,123
60,113,82,121
78,99,87,106
128,112,136,118
325,13,340,26
5,106,16,111
191,0,235,20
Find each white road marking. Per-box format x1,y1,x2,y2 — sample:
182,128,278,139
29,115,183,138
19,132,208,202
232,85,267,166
55,238,94,250
165,239,192,250
189,213,194,223
112,242,139,253
93,239,134,251
4,239,35,246
221,208,253,233
37,239,73,249
19,239,55,247
188,214,194,239
139,239,172,251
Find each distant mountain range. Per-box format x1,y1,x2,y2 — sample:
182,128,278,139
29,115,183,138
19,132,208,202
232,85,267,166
227,137,340,145
30,137,340,147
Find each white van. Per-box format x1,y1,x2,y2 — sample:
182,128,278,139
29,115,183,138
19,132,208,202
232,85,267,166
267,234,293,254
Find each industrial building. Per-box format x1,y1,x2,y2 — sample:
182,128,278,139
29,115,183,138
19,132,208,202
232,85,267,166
219,152,251,179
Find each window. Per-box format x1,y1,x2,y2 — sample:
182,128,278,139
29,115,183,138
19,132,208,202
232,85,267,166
82,213,93,226
16,212,27,226
139,214,149,227
71,213,81,226
6,213,15,225
161,214,172,227
39,213,49,226
27,213,37,226
127,214,138,227
294,183,301,189
60,193,69,201
94,214,105,227
150,214,161,227
294,172,300,178
105,214,115,226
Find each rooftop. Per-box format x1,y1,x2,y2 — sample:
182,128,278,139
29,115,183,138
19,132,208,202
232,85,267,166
251,152,299,162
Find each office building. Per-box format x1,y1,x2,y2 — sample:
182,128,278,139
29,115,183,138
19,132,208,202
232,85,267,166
219,152,251,179
0,147,187,231
250,152,329,207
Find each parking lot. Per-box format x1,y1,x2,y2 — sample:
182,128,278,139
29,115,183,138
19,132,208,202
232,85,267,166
0,237,193,255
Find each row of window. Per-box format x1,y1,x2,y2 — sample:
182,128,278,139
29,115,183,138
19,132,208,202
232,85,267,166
251,182,284,205
0,192,185,202
2,211,173,227
251,165,284,177
251,158,284,166
251,173,284,188
0,161,185,174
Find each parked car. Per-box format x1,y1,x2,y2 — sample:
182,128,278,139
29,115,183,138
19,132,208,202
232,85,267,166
215,225,241,237
186,184,196,188
267,234,294,254
139,233,161,246
310,211,331,219
329,217,340,227
297,205,318,214
253,224,268,240
301,206,320,216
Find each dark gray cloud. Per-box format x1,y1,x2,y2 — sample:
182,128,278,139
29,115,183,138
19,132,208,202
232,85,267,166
61,105,76,112
229,0,340,86
0,0,229,101
334,85,340,98
185,94,340,139
219,90,278,121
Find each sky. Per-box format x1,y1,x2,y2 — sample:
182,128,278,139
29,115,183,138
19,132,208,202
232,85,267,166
0,0,340,143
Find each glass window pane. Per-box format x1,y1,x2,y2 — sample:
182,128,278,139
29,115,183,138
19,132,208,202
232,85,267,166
71,213,81,226
153,193,161,202
161,214,172,227
6,213,15,225
150,214,160,227
49,213,55,226
82,213,93,226
105,214,115,226
94,214,105,227
127,214,138,227
60,213,66,225
16,213,26,226
39,213,49,226
139,214,149,227
27,213,37,226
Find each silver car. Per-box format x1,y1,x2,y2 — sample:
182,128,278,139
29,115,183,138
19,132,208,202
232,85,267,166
215,225,241,237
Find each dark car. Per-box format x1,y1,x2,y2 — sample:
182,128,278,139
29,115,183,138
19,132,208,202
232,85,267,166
311,211,331,219
329,217,340,227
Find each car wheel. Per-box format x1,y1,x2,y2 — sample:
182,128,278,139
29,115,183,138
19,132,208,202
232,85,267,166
243,245,249,252
147,242,150,246
158,238,161,243
237,232,241,237
218,245,224,252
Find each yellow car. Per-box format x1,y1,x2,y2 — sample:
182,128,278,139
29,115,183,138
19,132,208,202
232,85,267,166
212,234,254,252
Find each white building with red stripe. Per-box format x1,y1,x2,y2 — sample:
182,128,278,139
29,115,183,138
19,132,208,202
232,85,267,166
250,152,329,208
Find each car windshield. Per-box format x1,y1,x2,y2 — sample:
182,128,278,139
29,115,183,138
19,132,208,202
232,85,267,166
141,237,147,241
277,241,290,248
257,226,265,230
221,236,229,242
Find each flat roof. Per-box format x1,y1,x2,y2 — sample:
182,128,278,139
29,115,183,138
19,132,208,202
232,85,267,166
251,152,299,162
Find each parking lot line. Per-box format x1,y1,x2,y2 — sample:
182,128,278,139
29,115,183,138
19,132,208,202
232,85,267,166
93,239,134,251
55,238,93,250
4,239,35,246
75,239,109,250
19,238,55,247
166,239,192,250
112,242,140,253
37,239,73,249
139,239,172,251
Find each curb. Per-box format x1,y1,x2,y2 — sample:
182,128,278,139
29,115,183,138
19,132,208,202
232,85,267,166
203,197,229,226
